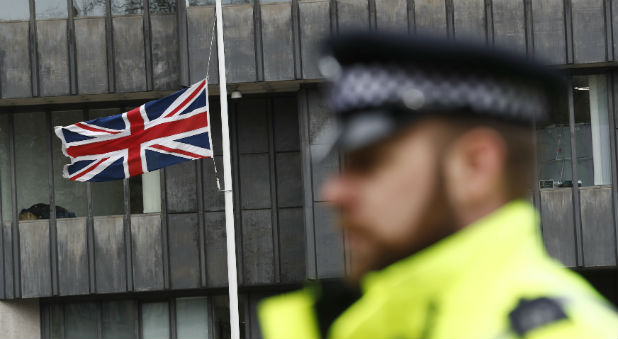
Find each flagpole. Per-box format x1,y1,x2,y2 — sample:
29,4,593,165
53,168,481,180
214,0,241,338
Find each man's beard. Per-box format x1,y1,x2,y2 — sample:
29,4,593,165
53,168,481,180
343,165,458,285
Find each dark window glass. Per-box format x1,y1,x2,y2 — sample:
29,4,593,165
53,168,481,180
112,0,144,15
73,0,106,17
35,0,69,19
212,295,231,339
65,303,99,339
0,114,12,223
537,80,572,189
0,0,30,20
212,295,248,339
102,300,138,339
49,304,63,339
14,112,50,220
52,110,88,218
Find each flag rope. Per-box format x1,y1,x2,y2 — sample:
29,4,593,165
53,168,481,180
205,13,226,192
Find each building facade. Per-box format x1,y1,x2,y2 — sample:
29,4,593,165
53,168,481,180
0,0,617,338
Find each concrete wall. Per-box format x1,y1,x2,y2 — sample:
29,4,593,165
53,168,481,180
0,299,40,339
0,0,615,100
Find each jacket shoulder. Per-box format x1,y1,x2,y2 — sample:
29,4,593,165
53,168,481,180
511,294,618,338
258,288,320,339
503,262,618,338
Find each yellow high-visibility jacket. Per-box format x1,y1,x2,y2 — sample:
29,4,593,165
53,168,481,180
259,200,618,338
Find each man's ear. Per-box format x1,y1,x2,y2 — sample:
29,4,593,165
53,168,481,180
443,127,508,226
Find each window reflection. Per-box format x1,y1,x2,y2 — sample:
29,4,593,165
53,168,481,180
112,0,144,15
0,0,30,21
73,0,106,17
35,0,68,19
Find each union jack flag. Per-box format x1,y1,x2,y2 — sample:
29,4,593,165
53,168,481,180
55,80,213,182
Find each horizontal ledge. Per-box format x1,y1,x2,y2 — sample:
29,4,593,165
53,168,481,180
553,61,618,74
0,80,320,109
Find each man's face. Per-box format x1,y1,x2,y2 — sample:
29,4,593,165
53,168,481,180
322,119,456,283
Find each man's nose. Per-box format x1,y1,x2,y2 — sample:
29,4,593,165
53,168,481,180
320,175,354,207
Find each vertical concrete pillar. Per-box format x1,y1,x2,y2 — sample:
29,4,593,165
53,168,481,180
0,299,40,339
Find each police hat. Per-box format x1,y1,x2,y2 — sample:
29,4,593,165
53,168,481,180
318,31,566,154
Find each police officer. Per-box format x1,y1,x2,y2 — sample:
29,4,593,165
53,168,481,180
258,31,618,338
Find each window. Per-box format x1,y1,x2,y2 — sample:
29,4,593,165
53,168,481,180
0,114,11,223
14,112,51,220
1,105,162,221
150,0,177,14
176,297,209,339
188,0,252,6
44,296,219,339
65,303,99,339
537,82,571,188
573,75,611,186
89,108,125,216
537,74,612,189
112,0,144,15
142,302,170,339
52,111,88,218
35,0,69,19
102,300,138,339
0,0,30,21
73,0,107,17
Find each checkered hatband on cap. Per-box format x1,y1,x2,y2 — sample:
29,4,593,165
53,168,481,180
329,63,548,124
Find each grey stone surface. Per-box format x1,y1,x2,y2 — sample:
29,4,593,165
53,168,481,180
0,299,40,339
414,0,447,36
531,0,567,64
540,188,577,267
19,220,52,298
580,187,616,267
453,0,486,42
571,0,606,63
375,0,408,33
261,3,294,81
492,0,526,53
74,18,108,94
37,20,70,97
0,22,31,98
56,218,89,295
